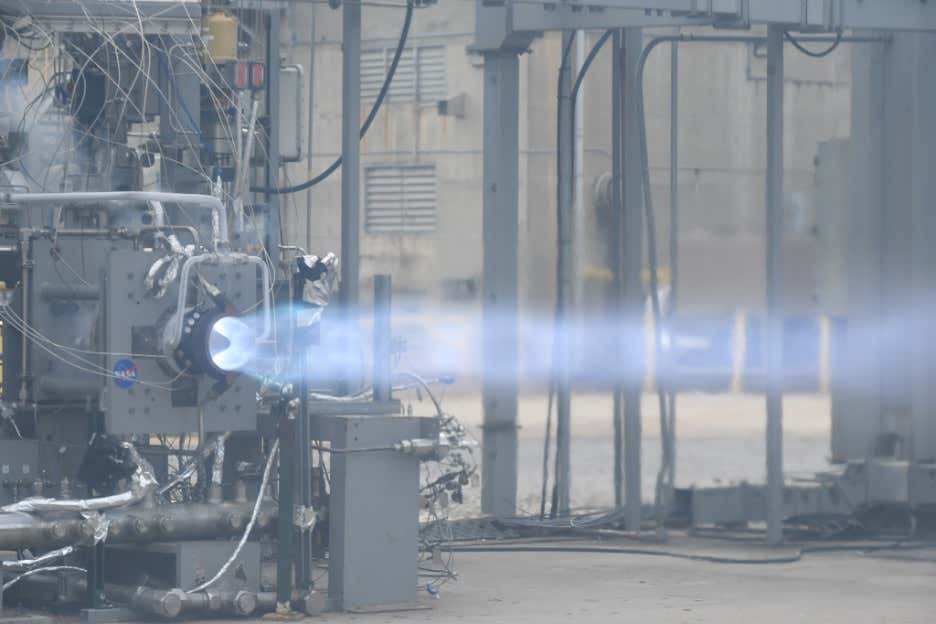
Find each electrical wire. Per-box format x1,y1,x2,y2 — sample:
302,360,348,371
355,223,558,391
250,0,415,195
2,565,87,592
784,29,843,58
186,438,279,594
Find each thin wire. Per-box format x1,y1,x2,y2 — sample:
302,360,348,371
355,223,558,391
187,438,279,593
2,565,87,591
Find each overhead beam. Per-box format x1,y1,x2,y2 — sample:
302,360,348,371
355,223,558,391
475,0,936,51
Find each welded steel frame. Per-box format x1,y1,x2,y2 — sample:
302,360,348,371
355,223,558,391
474,0,936,541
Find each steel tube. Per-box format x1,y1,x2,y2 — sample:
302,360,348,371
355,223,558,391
171,253,273,350
765,25,785,546
611,29,624,510
340,0,361,307
372,275,392,403
4,192,228,250
0,502,276,550
556,29,575,516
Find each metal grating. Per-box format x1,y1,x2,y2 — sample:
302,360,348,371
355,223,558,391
365,164,437,233
361,45,446,104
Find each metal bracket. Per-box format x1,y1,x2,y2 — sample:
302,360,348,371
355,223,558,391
293,505,317,531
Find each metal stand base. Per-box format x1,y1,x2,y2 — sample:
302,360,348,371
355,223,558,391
80,607,136,624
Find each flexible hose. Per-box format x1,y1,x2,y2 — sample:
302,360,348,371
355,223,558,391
251,0,414,195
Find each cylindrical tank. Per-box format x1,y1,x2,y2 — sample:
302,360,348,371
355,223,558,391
203,11,238,63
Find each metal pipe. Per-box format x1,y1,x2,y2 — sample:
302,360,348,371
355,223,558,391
276,404,296,607
340,0,362,308
372,275,392,403
556,29,575,516
765,25,785,546
665,39,680,521
610,29,624,510
234,99,260,236
18,229,31,402
104,584,185,619
2,444,156,514
1,545,74,572
0,501,277,550
170,253,272,350
38,283,100,301
4,192,228,250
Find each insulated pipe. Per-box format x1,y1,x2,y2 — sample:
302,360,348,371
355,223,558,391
0,502,277,550
4,192,229,250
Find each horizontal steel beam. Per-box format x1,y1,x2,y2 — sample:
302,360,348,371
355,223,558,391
475,0,936,51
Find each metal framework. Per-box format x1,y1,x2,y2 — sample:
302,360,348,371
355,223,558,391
472,0,936,543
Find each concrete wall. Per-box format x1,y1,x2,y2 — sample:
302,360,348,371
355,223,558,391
280,8,852,314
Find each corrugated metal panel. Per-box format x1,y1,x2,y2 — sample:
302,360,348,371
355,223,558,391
365,164,437,233
361,45,445,104
416,46,446,103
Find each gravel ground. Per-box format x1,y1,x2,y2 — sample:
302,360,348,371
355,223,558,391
405,392,832,517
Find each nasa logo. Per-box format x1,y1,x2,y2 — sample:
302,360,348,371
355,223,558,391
113,358,138,389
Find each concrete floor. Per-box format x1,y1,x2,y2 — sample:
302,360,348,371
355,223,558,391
316,536,936,623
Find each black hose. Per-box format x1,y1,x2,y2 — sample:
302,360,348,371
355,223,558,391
251,0,415,195
543,32,577,520
784,30,843,58
449,541,935,566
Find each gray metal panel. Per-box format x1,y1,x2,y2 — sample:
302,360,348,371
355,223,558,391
26,236,114,403
480,51,519,518
0,440,39,505
103,250,258,434
108,541,260,592
325,415,425,610
836,35,887,462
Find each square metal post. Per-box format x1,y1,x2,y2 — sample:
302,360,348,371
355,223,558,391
621,27,644,533
481,51,520,517
340,0,361,307
910,33,936,463
556,29,575,515
765,25,785,546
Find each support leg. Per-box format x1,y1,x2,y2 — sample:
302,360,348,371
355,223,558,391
481,51,520,518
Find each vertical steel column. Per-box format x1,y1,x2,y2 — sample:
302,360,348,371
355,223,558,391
622,28,644,532
481,51,520,517
666,40,679,502
265,9,283,253
340,0,361,307
764,25,785,546
373,275,392,403
292,268,312,591
277,404,296,607
910,33,936,463
611,30,624,509
556,29,575,516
